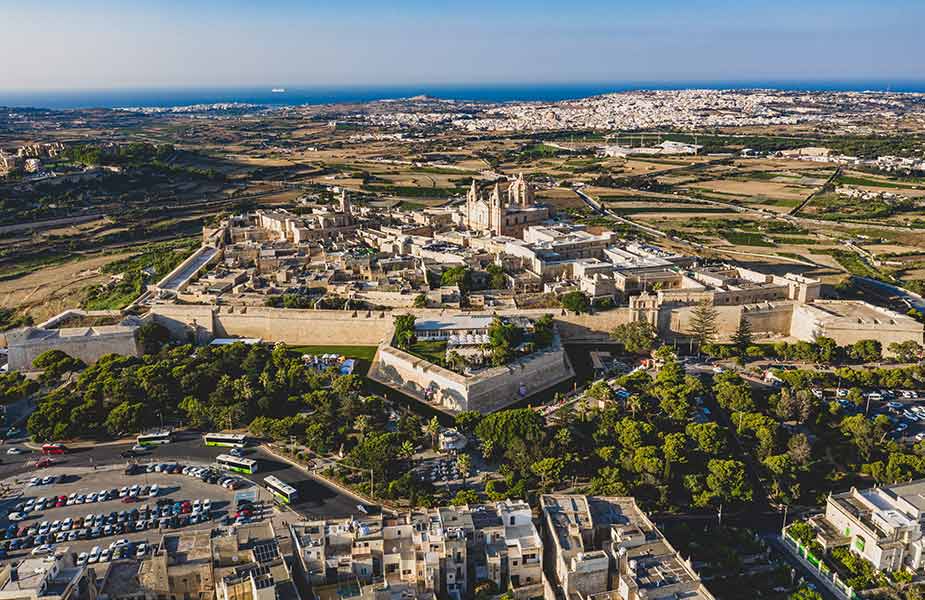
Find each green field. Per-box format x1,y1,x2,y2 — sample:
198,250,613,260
408,340,448,365
288,345,379,362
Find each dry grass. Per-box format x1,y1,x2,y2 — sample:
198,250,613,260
0,252,135,323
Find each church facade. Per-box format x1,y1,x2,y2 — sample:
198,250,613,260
463,174,548,238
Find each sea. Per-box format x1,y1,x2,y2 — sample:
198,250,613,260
2,81,925,110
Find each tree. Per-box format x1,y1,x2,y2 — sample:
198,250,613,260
705,458,752,504
425,416,441,450
531,457,565,491
354,414,371,440
787,433,812,465
104,402,146,436
611,320,658,355
0,372,38,405
33,350,86,383
486,264,507,290
454,411,482,435
888,340,922,363
790,588,823,600
815,336,839,364
849,339,882,363
450,489,480,506
585,381,615,406
840,413,878,461
412,293,428,309
441,266,472,292
714,377,755,412
560,291,590,315
457,453,472,487
685,422,726,455
136,321,171,355
393,314,417,350
731,318,753,356
474,409,545,455
688,300,718,348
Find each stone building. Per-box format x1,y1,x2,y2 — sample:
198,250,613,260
290,500,546,600
809,478,925,573
462,175,548,238
540,495,714,600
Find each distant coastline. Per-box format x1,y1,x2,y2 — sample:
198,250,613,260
2,81,925,110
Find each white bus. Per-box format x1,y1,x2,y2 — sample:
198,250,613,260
136,430,173,446
216,454,258,475
263,475,298,504
203,433,247,448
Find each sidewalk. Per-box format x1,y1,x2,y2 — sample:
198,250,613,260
23,436,137,451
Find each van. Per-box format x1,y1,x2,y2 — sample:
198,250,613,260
867,392,883,402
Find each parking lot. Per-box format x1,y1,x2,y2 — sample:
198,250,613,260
827,387,925,442
0,461,270,565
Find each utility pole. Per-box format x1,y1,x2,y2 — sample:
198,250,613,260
781,505,789,531
717,503,723,528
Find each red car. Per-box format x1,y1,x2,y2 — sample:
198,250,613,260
121,497,138,504
34,458,55,469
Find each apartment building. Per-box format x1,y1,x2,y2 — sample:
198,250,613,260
290,501,547,600
0,553,92,600
810,479,925,572
95,522,299,599
540,495,713,600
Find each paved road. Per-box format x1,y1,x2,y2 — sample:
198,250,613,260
0,432,366,520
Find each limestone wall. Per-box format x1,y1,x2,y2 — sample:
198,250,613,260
6,329,140,371
146,304,635,346
214,306,395,346
371,339,574,415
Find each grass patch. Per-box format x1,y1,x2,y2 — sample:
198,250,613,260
837,175,924,190
407,340,448,365
288,345,379,362
722,231,776,247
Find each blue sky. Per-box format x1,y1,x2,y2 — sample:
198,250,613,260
2,0,923,90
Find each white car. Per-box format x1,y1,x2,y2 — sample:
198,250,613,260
8,512,27,522
61,518,73,531
31,544,54,556
148,485,159,498
88,546,101,563
110,538,129,550
28,477,40,486
135,543,147,558
99,548,111,562
915,432,925,442
6,447,25,455
119,487,128,498
77,552,89,566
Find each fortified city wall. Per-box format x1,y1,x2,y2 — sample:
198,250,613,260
146,304,637,346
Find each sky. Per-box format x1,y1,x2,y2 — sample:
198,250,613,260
2,0,924,90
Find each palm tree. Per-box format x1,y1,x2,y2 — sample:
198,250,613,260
425,416,441,450
627,394,642,418
399,440,416,466
456,453,472,487
480,439,495,462
354,415,371,441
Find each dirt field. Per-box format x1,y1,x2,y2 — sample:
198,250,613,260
0,252,134,324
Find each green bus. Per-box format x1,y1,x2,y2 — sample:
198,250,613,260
263,475,298,504
136,430,173,446
216,454,258,474
203,433,247,448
